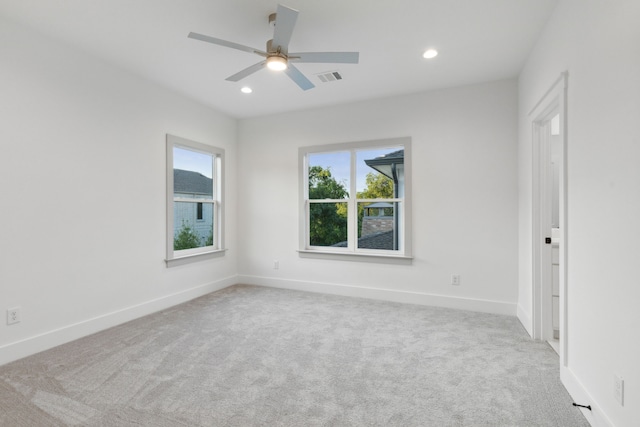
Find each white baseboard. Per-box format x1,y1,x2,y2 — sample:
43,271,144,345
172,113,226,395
516,303,533,337
238,275,516,316
0,275,237,367
561,366,614,427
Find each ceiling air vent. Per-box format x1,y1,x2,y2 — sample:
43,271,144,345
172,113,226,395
316,71,343,83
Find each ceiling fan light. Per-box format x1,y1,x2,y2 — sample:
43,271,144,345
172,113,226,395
267,56,288,71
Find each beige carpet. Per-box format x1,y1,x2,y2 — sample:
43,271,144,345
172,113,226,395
0,284,589,426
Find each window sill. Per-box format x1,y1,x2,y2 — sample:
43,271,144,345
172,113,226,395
297,249,413,265
165,249,227,268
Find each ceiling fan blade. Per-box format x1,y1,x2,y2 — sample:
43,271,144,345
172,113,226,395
225,61,266,82
188,32,267,56
289,52,360,64
284,64,315,91
271,4,299,53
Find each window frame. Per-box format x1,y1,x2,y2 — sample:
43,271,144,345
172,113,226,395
299,137,412,261
166,134,225,267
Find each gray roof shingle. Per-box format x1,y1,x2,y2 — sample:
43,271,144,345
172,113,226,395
174,169,212,196
332,230,394,250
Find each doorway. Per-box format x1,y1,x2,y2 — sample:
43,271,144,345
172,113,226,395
530,72,568,367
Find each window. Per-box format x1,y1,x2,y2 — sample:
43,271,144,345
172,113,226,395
196,202,204,220
299,137,411,259
166,135,225,266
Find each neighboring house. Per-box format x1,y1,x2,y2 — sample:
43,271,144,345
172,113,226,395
332,229,394,250
173,169,213,245
363,149,404,250
334,150,404,250
364,149,405,198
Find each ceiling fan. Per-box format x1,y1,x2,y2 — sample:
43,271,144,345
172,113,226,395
188,4,359,91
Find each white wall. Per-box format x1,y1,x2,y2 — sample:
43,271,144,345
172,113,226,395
237,80,519,314
0,17,238,365
518,1,640,425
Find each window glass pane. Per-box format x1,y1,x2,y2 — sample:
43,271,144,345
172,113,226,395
356,147,403,199
309,202,348,247
357,201,400,251
308,152,349,200
173,147,213,198
173,201,214,250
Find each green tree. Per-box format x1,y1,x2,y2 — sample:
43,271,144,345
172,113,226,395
309,166,349,199
308,166,349,246
174,221,201,250
357,172,394,199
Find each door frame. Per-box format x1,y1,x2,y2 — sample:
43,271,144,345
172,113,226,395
529,72,568,367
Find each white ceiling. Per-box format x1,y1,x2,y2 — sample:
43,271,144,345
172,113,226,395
0,0,558,119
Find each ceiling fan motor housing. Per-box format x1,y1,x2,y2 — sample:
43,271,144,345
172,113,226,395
267,39,288,56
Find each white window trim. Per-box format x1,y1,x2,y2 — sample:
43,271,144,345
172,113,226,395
165,134,225,267
299,137,412,262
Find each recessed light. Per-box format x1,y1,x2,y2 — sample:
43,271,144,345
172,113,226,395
423,49,438,59
241,87,252,94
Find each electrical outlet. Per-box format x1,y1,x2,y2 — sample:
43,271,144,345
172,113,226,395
451,274,461,286
273,260,279,270
614,374,624,406
7,307,21,325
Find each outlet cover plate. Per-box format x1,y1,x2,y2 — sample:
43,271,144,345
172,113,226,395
7,307,21,325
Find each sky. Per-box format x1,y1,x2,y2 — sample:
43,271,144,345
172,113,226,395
173,145,399,189
173,147,213,178
309,147,398,192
